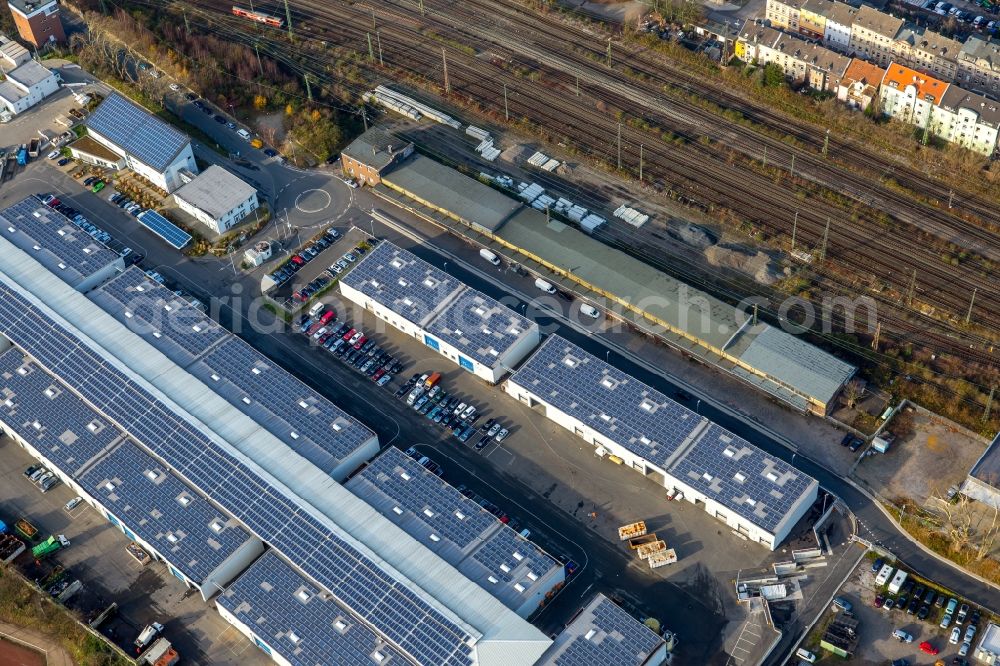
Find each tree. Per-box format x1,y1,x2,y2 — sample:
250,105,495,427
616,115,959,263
285,103,294,116
253,94,267,110
844,380,864,409
762,62,786,88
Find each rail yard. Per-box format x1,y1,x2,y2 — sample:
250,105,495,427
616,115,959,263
156,0,1000,389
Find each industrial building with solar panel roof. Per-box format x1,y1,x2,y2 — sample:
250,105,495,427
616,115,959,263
339,240,540,384
84,92,198,193
506,335,819,549
0,193,673,665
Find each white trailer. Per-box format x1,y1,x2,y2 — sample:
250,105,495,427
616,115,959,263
887,570,908,594
874,563,895,587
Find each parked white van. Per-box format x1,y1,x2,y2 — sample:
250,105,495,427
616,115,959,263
479,248,500,266
236,128,252,141
534,278,557,294
580,304,601,319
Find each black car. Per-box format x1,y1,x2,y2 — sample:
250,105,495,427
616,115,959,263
916,604,930,620
901,580,915,595
896,594,908,610
186,92,197,101
913,585,926,600
935,594,946,608
970,609,981,627
264,148,278,157
906,597,920,614
395,385,411,398
841,433,854,447
475,435,491,451
848,437,864,452
214,114,226,124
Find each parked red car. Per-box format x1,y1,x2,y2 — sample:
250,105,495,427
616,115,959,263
919,641,939,656
319,310,336,325
290,255,304,266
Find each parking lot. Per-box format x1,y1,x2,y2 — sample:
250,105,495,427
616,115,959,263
0,438,271,666
800,553,994,664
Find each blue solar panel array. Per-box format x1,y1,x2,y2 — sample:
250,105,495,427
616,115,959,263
1,198,121,285
137,210,192,249
511,336,701,469
341,241,460,326
548,595,664,666
0,283,476,666
90,267,226,363
190,337,372,473
0,348,121,476
217,551,411,666
669,423,814,532
424,288,534,367
471,527,555,585
86,94,190,172
351,447,498,550
81,439,253,581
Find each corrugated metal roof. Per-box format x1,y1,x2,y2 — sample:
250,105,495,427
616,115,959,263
730,325,855,405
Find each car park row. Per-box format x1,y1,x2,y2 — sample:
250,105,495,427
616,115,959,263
296,304,404,389
400,372,511,451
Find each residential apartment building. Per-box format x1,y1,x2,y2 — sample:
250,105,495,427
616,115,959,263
737,21,851,92
6,0,64,47
850,6,904,67
957,36,1000,95
880,62,949,127
892,26,961,81
823,2,857,51
838,58,886,109
929,87,1000,155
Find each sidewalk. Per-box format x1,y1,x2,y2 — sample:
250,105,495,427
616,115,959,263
0,621,75,666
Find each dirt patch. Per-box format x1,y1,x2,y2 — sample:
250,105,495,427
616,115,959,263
669,223,716,249
254,111,286,144
854,404,987,506
704,244,781,285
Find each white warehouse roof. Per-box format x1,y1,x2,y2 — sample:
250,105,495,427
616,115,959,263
173,165,256,221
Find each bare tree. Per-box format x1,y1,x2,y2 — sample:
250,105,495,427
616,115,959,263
844,380,864,410
931,485,975,553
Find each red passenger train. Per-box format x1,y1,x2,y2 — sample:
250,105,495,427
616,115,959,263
231,5,284,28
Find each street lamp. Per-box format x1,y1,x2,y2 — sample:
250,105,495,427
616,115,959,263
695,398,701,414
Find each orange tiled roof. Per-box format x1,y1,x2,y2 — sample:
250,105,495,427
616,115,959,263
843,59,886,86
880,62,948,104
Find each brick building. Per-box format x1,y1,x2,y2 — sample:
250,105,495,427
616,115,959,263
6,0,65,48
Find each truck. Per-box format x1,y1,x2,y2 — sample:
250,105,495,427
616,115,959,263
424,372,441,389
139,638,180,666
250,137,263,149
28,138,40,158
135,622,164,654
887,569,908,594
17,144,28,166
31,534,70,559
618,521,647,541
628,533,659,550
648,548,678,568
15,518,38,540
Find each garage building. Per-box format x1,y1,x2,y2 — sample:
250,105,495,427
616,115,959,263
172,164,259,234
506,335,818,550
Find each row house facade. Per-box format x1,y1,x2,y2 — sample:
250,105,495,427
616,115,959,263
891,26,961,81
929,87,1000,154
849,5,905,68
880,63,949,126
737,21,851,92
837,58,887,110
957,36,1000,96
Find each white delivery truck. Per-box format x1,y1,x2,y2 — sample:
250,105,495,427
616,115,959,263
534,277,557,294
875,563,895,587
887,570,908,594
479,248,500,266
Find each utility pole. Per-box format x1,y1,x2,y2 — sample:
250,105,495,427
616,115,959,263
790,211,798,251
965,287,977,325
503,83,509,121
442,47,450,93
361,107,368,131
790,153,795,178
752,303,758,326
823,129,830,157
819,216,830,261
871,321,881,351
948,189,954,209
283,0,293,39
254,43,264,77
303,73,312,101
762,145,767,168
906,269,916,307
985,385,995,423
639,144,643,182
376,31,384,66
607,37,612,67
182,8,190,35
617,122,622,170
372,7,377,31
418,0,425,15
367,33,374,63
576,74,580,96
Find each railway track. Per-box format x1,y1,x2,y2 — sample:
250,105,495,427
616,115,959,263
164,1,997,372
